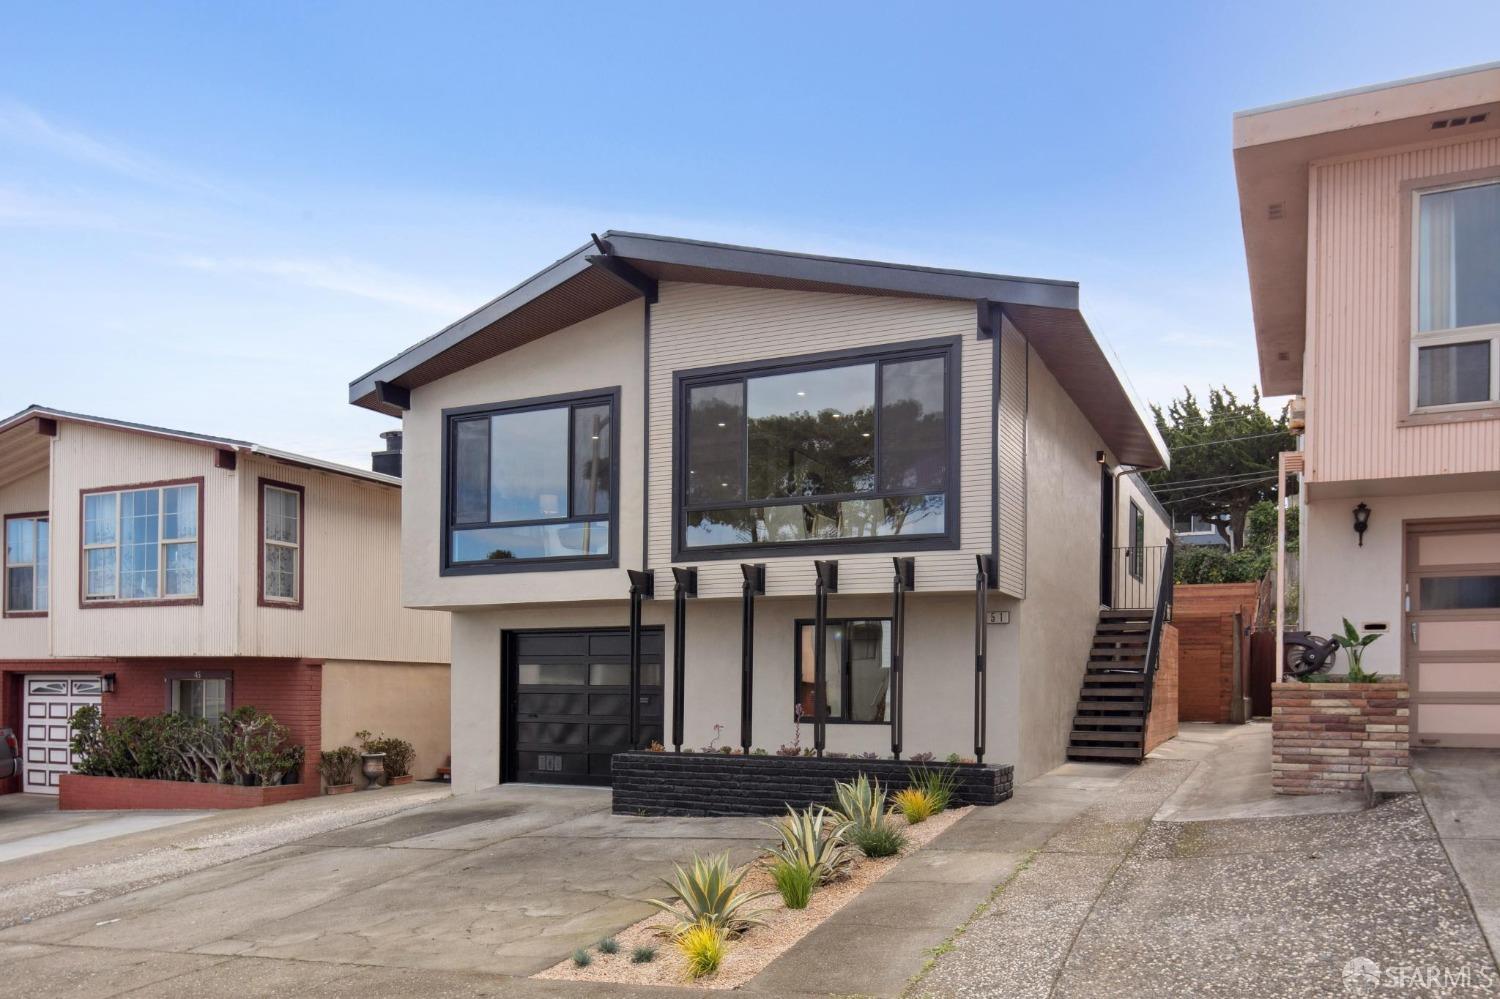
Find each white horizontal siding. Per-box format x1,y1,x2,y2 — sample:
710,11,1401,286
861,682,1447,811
647,282,992,598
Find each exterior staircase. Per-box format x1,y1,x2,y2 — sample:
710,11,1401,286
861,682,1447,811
1066,610,1154,762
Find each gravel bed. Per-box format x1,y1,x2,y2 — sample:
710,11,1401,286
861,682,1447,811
536,805,971,989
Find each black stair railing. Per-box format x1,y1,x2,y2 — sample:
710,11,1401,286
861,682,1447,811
1107,544,1168,610
1139,541,1175,718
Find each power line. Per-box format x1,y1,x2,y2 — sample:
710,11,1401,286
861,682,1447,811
1161,475,1277,505
1166,431,1291,451
1149,469,1278,492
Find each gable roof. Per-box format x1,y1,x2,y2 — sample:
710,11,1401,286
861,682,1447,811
0,405,398,489
348,231,1167,468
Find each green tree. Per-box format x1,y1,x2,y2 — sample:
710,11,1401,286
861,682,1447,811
1146,387,1295,551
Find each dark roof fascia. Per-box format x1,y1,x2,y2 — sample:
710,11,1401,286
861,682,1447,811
348,232,1082,406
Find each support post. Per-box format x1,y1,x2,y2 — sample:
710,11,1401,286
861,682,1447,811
891,557,915,760
739,563,765,755
627,570,654,751
974,554,993,764
670,567,697,753
813,560,839,759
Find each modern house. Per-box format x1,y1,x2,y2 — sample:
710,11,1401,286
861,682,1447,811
349,233,1172,793
0,406,451,795
1235,63,1500,747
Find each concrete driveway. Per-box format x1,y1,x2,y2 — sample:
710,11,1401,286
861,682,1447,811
0,794,208,865
1412,748,1500,956
0,784,768,995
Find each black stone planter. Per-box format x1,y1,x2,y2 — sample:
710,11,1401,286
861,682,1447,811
611,752,1014,817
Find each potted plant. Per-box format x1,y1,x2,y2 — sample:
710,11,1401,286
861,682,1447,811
1333,617,1382,683
356,730,416,785
319,745,360,794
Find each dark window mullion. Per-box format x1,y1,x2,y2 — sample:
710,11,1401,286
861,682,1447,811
872,360,884,495
566,404,579,519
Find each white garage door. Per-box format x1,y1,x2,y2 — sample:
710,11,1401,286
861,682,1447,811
1407,521,1500,748
23,675,102,794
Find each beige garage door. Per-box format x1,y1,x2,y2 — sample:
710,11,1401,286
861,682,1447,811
1407,520,1500,748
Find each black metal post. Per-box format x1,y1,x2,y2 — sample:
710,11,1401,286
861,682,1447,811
670,567,697,753
739,563,765,755
974,555,993,764
891,557,915,760
627,569,654,752
813,560,839,759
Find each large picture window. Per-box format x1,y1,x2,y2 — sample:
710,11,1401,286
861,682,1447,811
81,480,200,603
443,389,618,572
794,618,892,724
677,341,957,556
1412,178,1500,411
4,514,48,615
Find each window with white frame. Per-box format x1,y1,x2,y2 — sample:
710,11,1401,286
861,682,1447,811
4,515,48,614
261,482,302,604
170,675,228,720
1412,178,1500,411
82,482,199,601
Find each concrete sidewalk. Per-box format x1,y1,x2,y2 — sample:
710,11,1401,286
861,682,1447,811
1412,748,1500,959
0,794,208,865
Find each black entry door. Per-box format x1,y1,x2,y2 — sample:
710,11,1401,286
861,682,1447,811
505,629,664,786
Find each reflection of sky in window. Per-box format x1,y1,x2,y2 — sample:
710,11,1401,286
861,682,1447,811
881,357,943,416
489,408,568,521
748,365,873,419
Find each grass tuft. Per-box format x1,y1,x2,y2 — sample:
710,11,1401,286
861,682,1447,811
596,936,619,954
630,944,657,964
571,948,592,967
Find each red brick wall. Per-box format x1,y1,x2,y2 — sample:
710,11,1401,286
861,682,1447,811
1271,682,1410,794
1144,624,1180,753
1,658,322,794
60,773,312,809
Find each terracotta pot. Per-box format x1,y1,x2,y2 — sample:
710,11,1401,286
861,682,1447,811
326,783,356,795
387,774,414,785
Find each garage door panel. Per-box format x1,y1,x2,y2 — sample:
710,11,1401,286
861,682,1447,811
1418,704,1500,738
22,673,101,795
1419,661,1500,693
1418,620,1500,652
1419,532,1500,566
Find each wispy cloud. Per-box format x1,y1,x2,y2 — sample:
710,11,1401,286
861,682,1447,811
177,254,475,316
0,99,222,194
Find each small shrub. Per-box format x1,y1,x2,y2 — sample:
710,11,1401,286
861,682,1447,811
750,747,768,756
892,787,936,825
945,752,961,764
770,858,816,909
858,751,881,760
677,922,726,979
909,766,957,813
354,730,415,778
764,805,853,884
596,936,619,955
646,740,665,752
630,944,657,964
646,852,772,936
909,751,935,763
850,822,907,858
571,948,592,967
832,774,887,830
775,744,801,757
319,745,360,786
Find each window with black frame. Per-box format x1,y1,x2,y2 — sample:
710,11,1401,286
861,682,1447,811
1128,500,1145,581
793,618,892,724
445,390,616,570
679,343,954,554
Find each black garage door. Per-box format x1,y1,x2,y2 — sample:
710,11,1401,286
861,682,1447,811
505,629,664,786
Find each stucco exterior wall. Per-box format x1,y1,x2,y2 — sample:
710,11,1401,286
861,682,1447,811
1302,483,1499,677
1305,134,1500,484
400,300,647,610
1015,346,1123,780
236,455,448,663
320,659,451,781
445,592,1022,795
49,422,240,658
0,468,51,660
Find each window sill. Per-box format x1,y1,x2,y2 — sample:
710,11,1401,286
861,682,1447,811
441,555,619,576
1398,404,1500,428
80,596,203,609
258,597,303,611
2,610,47,619
794,718,892,727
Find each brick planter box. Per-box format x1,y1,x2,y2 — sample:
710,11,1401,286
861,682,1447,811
1271,681,1409,795
59,773,315,811
611,752,1013,817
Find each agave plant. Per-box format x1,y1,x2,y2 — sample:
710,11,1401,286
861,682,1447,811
764,805,853,885
646,851,773,936
832,774,888,830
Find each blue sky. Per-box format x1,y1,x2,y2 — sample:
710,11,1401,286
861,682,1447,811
4,3,1500,467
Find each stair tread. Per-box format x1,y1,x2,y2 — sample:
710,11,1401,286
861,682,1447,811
1076,700,1145,711
1069,730,1143,742
1067,746,1144,759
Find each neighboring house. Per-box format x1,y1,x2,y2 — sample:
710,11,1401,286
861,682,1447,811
1234,63,1500,747
1173,513,1230,548
348,232,1170,791
0,407,451,795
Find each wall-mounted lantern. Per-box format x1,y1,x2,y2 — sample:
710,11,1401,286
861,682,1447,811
100,673,117,694
1353,503,1371,547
